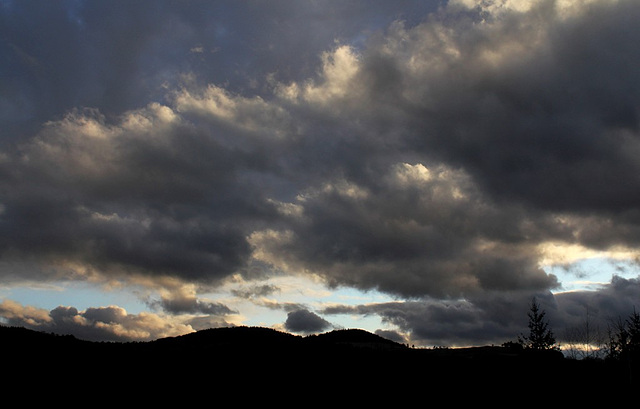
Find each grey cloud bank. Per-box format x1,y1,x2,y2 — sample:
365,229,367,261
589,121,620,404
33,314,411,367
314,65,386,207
1,0,640,346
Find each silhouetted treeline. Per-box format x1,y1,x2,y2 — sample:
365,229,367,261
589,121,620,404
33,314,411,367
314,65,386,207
602,308,640,384
2,324,636,393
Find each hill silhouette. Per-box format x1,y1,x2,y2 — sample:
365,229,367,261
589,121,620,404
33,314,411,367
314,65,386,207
2,324,633,393
149,326,405,350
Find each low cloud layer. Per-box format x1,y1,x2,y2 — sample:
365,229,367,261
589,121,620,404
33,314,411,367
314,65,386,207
0,299,193,342
1,0,640,345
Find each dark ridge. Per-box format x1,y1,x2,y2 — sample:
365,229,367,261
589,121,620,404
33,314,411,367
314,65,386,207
0,324,404,353
145,326,406,354
304,328,406,350
0,324,88,349
2,324,634,391
151,325,302,349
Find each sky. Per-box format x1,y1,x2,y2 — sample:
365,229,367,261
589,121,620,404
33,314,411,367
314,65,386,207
1,0,640,347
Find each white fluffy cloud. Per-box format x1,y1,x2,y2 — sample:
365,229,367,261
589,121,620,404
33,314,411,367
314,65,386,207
0,299,193,341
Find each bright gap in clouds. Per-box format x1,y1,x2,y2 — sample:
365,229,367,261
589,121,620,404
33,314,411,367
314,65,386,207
198,274,396,331
539,242,640,293
0,274,395,336
1,281,150,316
4,254,638,339
546,257,640,293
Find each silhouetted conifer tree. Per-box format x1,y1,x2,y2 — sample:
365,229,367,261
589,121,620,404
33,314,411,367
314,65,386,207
518,298,557,350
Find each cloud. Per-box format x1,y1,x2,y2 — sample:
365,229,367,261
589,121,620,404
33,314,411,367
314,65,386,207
553,276,640,329
284,309,333,334
149,285,237,316
253,0,640,297
1,0,640,345
0,97,281,285
406,0,640,216
252,161,563,299
322,276,640,347
0,299,193,342
231,283,280,299
321,298,521,347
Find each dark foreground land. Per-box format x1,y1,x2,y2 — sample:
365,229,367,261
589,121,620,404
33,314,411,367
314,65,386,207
2,325,635,401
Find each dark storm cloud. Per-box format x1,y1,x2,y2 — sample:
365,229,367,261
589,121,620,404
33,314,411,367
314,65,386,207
2,0,640,345
252,0,640,300
0,103,275,283
284,308,333,334
404,0,640,216
374,329,407,344
553,276,640,330
322,277,640,347
0,0,441,284
321,299,519,346
0,0,440,284
255,162,560,298
0,0,439,140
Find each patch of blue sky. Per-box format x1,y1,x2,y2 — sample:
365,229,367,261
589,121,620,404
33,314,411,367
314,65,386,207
214,277,396,332
1,281,150,315
546,256,640,293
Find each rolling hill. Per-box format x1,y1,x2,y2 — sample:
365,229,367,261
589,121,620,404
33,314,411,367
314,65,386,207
1,324,632,392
